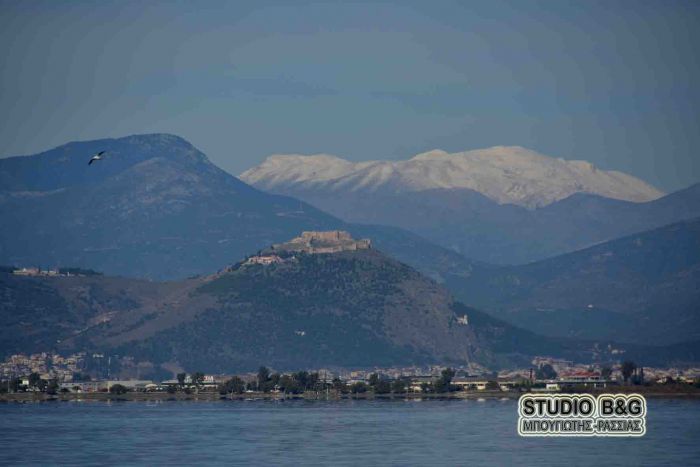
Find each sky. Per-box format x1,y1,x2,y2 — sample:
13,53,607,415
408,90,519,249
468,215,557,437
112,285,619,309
1,0,699,192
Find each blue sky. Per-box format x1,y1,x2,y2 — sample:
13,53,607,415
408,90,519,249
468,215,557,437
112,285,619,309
1,0,698,191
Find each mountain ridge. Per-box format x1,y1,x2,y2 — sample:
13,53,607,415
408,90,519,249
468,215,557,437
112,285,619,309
240,154,699,264
448,217,700,346
241,145,663,208
0,133,479,281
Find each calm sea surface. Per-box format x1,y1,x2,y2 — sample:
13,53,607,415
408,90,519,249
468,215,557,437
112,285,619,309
1,398,698,466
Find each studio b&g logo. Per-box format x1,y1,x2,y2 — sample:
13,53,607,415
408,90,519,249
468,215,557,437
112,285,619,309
518,393,646,437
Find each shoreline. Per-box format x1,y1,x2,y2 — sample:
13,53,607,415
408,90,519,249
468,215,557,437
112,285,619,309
2,388,699,403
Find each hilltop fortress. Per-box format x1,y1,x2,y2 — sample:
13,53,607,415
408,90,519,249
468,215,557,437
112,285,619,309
239,231,371,268
271,231,371,254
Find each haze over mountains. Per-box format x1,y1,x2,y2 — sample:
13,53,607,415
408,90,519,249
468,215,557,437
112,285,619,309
241,148,700,265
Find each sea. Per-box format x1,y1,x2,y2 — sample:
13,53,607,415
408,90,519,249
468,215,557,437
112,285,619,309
1,398,698,466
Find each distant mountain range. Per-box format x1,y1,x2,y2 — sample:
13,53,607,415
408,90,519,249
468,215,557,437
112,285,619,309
1,134,697,369
241,148,700,265
241,146,662,208
448,218,700,346
0,134,473,281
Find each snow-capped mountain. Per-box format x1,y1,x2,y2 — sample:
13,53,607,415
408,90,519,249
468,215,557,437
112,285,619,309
241,146,663,208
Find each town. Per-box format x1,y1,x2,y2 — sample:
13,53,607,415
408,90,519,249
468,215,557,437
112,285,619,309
4,266,102,277
1,352,698,398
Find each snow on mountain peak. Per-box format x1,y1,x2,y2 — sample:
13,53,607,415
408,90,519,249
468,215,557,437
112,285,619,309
240,147,664,208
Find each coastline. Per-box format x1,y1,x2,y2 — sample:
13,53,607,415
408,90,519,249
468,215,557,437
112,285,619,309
2,386,699,403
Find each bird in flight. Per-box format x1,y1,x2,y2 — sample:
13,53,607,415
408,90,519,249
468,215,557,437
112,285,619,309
88,151,106,165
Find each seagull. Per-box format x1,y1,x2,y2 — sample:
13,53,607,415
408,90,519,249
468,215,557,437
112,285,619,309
88,151,106,165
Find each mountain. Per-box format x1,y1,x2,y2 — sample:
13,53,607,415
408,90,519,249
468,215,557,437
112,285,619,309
0,134,475,280
241,150,699,265
4,231,697,372
447,218,700,346
0,236,572,373
241,146,662,208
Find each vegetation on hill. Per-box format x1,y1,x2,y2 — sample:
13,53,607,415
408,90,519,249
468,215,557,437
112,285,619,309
118,250,473,372
2,231,698,371
0,245,581,372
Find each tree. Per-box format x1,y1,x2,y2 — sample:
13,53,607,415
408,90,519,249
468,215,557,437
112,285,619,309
332,378,349,394
270,373,281,387
374,380,392,394
535,364,557,380
191,372,205,392
485,380,500,390
2,377,21,393
294,371,309,390
177,372,187,389
434,368,456,393
621,361,636,384
28,372,42,390
392,379,407,394
46,379,59,395
600,366,613,380
350,382,368,394
368,373,380,387
11,377,21,392
109,384,128,394
307,372,320,391
278,375,300,394
219,376,246,395
257,366,270,391
36,379,48,392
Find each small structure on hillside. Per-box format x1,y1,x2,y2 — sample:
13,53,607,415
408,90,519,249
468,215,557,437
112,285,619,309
242,254,283,266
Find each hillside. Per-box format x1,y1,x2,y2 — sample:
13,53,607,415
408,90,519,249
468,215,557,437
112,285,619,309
448,218,700,346
3,233,697,372
0,134,476,281
0,240,571,372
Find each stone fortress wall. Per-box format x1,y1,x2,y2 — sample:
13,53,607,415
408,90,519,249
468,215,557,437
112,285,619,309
272,230,371,254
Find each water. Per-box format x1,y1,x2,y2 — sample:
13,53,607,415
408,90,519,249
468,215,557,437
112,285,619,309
1,398,698,466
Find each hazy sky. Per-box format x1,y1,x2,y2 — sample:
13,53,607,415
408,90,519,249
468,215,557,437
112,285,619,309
1,0,699,192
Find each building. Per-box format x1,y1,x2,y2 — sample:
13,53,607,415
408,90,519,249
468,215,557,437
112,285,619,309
451,377,491,391
12,267,40,276
243,254,284,266
270,230,372,255
555,370,609,389
59,381,103,392
409,376,434,392
104,380,153,391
